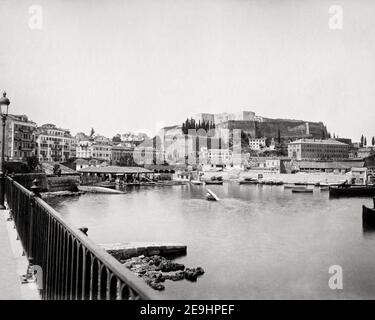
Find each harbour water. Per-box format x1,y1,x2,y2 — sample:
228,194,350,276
47,183,375,299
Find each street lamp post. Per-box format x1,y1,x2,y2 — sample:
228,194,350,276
0,92,10,210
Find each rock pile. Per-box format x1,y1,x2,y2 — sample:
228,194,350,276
121,255,204,291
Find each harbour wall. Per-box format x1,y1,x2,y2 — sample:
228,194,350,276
201,170,349,184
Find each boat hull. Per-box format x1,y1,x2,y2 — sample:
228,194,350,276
292,189,313,193
329,185,375,197
239,180,258,185
362,205,375,228
205,181,223,185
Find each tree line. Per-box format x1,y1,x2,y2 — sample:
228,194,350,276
182,118,216,134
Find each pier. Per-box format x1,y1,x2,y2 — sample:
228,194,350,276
103,242,187,261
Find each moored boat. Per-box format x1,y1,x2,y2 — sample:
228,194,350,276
362,198,375,227
191,180,204,185
292,188,313,193
205,176,223,185
239,177,258,185
329,184,375,197
205,180,223,185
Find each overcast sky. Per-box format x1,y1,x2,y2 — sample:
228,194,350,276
1,0,374,141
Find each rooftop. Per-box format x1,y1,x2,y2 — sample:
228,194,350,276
298,160,365,169
289,139,348,146
78,166,153,174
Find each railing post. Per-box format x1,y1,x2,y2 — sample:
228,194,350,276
22,179,41,283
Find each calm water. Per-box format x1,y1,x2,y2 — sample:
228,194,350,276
47,183,375,299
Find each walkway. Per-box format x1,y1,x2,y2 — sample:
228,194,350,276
0,209,40,300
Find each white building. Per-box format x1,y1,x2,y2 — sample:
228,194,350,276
288,139,349,160
36,124,75,162
76,140,112,161
249,137,267,150
200,147,232,165
0,114,37,162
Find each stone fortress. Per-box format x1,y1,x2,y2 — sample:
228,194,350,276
190,110,328,140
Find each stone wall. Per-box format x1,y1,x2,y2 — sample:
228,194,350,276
46,175,80,192
255,120,327,139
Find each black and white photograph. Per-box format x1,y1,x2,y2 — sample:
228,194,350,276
0,0,375,310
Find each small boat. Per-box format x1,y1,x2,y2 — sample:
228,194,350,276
320,182,346,187
206,188,219,201
205,180,223,185
329,184,375,197
191,180,204,185
292,188,313,193
97,182,116,189
239,178,258,185
363,198,375,227
205,176,223,185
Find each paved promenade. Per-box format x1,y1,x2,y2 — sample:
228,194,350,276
0,209,39,300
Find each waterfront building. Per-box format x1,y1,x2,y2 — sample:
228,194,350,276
248,157,281,172
36,123,75,162
111,145,136,166
74,158,89,171
291,160,364,174
288,139,349,160
200,147,232,166
76,140,112,162
0,114,37,162
78,165,154,184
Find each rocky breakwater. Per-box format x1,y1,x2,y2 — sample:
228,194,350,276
121,255,204,291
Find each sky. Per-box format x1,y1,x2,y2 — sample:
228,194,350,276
0,0,374,141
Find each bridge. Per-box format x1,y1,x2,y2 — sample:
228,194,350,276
2,176,159,300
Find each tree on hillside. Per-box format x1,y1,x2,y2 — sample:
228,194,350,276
90,128,95,137
277,129,281,144
364,137,367,146
372,136,375,146
360,134,364,147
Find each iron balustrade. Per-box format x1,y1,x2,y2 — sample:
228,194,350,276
5,176,159,300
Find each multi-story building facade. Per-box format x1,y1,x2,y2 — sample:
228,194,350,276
288,139,349,160
200,147,232,165
249,137,267,150
76,140,92,159
36,124,75,162
112,145,136,165
0,114,37,162
76,140,112,162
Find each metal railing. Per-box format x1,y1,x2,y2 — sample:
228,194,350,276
5,176,158,300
